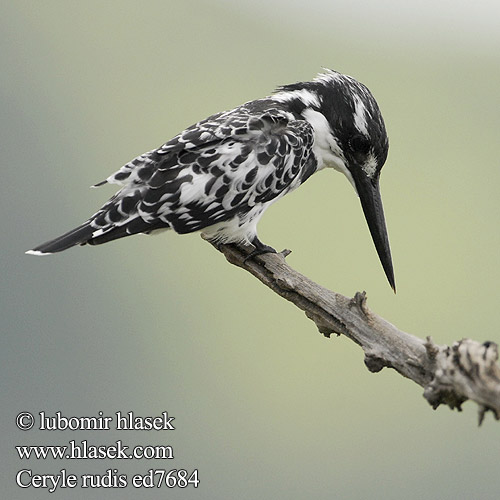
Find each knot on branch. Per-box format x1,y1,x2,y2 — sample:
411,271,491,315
350,291,369,317
364,350,392,373
424,336,440,361
423,339,500,424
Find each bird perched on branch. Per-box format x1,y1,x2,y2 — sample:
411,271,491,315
27,69,395,290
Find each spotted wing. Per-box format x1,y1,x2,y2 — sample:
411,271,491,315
135,104,316,235
29,102,315,253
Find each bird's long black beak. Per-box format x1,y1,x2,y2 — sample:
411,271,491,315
351,168,395,292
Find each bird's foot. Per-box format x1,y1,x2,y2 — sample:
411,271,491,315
243,237,286,263
206,234,290,263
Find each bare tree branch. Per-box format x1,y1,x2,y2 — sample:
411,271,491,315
207,238,500,424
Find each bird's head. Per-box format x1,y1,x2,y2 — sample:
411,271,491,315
275,69,395,291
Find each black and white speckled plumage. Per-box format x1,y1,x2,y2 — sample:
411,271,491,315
93,104,316,244
28,69,395,288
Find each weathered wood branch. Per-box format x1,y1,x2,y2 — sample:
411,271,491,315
207,238,500,424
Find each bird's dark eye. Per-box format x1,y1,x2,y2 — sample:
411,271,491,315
349,134,371,155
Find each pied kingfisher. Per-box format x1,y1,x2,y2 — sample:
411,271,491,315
27,69,395,290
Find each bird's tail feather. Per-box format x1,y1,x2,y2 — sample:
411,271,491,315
86,218,162,246
26,217,169,255
26,222,97,255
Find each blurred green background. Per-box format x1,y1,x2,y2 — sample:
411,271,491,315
2,1,500,498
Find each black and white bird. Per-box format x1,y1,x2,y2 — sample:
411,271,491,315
27,69,395,290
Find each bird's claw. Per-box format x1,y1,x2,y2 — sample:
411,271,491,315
243,246,276,264
242,238,278,264
242,240,292,264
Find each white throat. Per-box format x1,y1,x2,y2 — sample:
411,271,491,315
302,108,356,190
